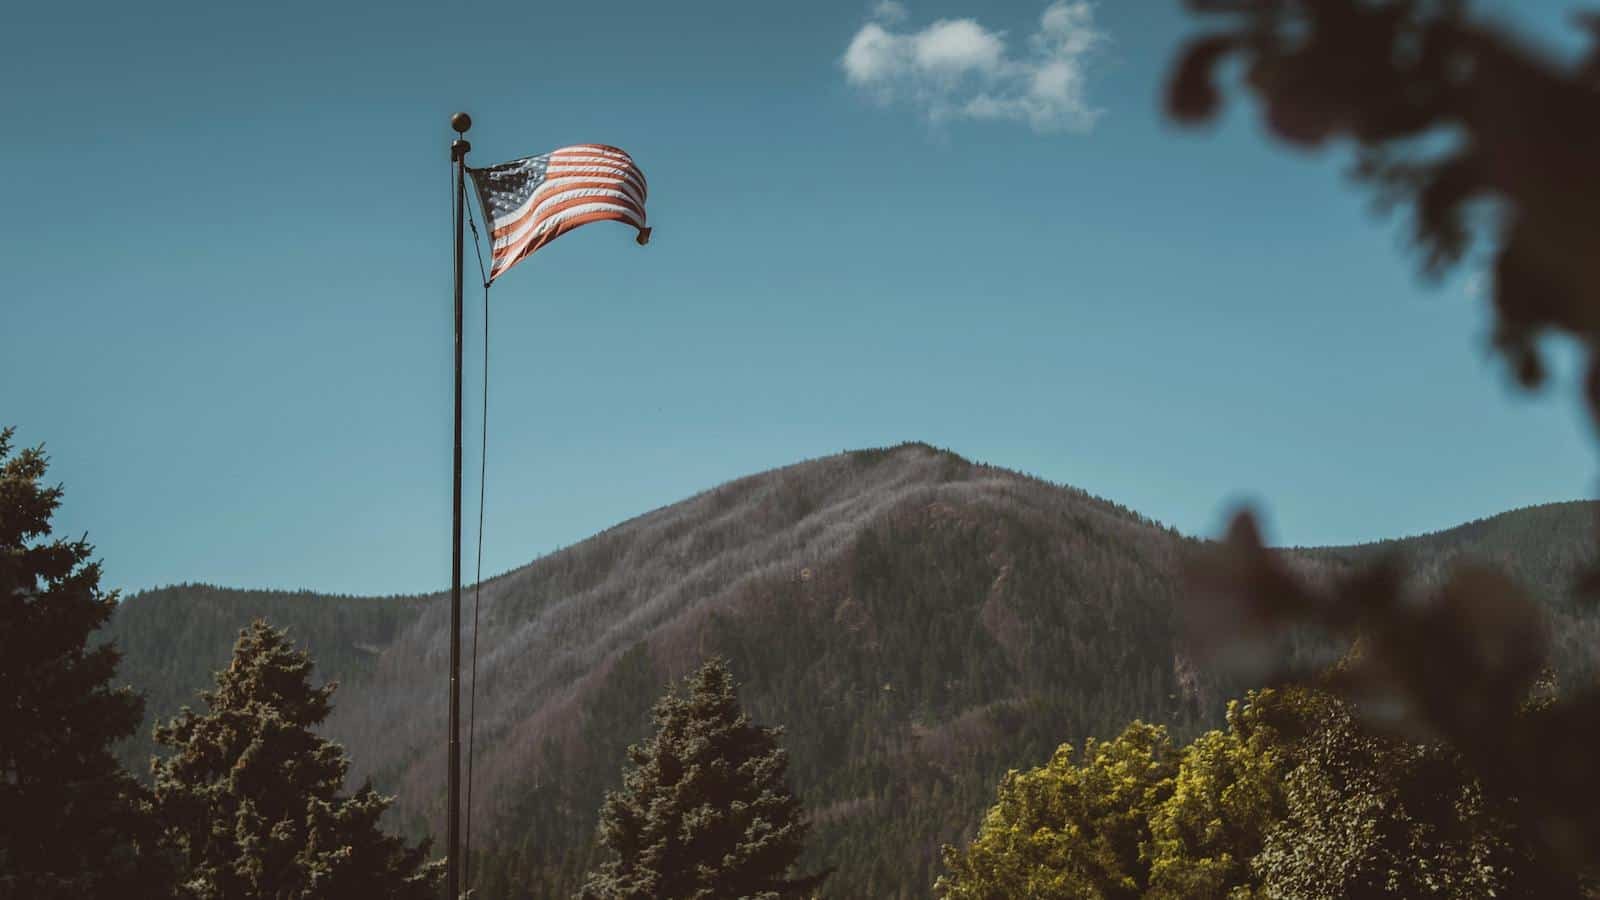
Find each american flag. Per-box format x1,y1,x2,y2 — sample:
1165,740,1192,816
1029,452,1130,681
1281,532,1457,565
467,144,651,282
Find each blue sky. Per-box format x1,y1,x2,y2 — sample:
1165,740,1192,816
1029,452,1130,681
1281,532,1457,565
3,0,1595,596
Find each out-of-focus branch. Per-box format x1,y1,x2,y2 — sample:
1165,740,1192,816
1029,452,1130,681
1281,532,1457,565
1166,0,1600,872
1169,0,1600,396
1188,511,1600,867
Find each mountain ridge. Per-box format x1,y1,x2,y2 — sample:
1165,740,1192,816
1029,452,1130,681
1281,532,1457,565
117,453,1586,603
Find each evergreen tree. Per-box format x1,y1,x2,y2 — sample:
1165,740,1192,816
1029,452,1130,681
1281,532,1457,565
0,427,173,898
151,619,442,899
580,658,827,900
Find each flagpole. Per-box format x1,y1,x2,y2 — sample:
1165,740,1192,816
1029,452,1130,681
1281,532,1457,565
448,110,472,900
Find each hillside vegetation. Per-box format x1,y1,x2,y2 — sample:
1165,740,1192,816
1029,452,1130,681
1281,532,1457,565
105,587,429,783
104,444,1600,897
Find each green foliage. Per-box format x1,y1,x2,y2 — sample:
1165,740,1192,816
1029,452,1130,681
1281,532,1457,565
151,619,442,899
1247,689,1569,900
0,427,173,898
102,584,429,779
936,721,1179,899
944,686,1583,900
1145,691,1297,900
580,659,826,900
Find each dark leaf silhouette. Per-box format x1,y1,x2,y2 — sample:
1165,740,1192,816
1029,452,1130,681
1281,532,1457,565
1168,0,1600,877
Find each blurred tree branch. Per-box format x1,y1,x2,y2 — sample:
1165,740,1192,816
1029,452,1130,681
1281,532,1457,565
1167,0,1600,874
1170,0,1600,389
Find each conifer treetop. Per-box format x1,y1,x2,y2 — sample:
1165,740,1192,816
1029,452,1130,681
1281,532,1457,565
582,657,827,900
152,619,442,899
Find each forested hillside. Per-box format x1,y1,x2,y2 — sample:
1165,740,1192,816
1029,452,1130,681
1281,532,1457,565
1297,502,1600,688
104,444,1600,898
1306,501,1596,601
104,586,429,782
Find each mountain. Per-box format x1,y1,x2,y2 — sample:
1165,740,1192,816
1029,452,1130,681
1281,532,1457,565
102,444,1600,898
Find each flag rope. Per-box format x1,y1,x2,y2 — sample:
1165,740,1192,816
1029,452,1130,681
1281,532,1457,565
464,188,491,890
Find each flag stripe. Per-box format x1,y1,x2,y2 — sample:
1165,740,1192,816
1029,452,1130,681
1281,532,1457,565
559,144,634,164
544,164,647,198
546,161,649,195
561,146,649,191
489,211,640,278
491,204,647,270
534,174,646,205
492,209,643,277
490,178,645,239
493,191,647,251
548,153,638,168
492,203,647,265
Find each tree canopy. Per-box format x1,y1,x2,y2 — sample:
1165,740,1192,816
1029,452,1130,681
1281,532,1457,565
941,685,1581,900
581,658,827,900
150,619,441,899
936,721,1180,900
0,427,172,898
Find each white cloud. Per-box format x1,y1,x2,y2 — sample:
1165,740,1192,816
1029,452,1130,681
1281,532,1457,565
869,0,908,25
911,20,1006,74
841,1,1106,133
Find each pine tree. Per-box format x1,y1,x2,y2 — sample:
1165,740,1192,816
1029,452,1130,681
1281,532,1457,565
0,427,173,899
580,658,827,900
151,619,442,899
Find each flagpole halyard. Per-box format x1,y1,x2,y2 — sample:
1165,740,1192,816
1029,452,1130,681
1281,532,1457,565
448,110,472,900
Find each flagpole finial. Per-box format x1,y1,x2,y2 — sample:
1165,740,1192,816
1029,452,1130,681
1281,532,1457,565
451,112,473,134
